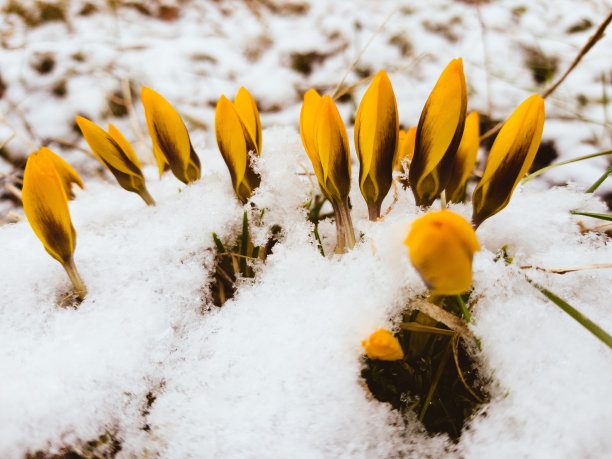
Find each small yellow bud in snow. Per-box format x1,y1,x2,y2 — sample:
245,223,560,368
361,329,404,361
404,210,480,295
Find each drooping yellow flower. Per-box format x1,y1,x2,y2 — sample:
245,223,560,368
409,58,467,207
215,87,262,203
354,70,399,221
22,150,86,299
76,116,155,206
446,111,480,203
394,126,416,173
472,95,545,228
141,86,201,184
300,90,355,252
361,329,404,361
35,147,84,200
404,210,480,295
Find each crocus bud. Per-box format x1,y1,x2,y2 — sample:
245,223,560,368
354,70,399,221
215,87,262,203
76,116,155,205
409,58,467,207
35,147,83,200
404,210,480,295
141,87,201,184
394,127,416,173
300,90,355,252
361,329,404,361
22,150,86,299
446,111,480,203
472,95,545,228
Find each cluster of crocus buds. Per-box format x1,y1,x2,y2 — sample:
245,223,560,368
300,89,355,253
22,147,87,299
405,210,480,296
215,87,262,203
361,328,404,361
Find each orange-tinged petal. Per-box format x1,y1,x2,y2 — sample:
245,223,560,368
234,86,262,154
141,86,201,183
446,112,480,203
22,152,76,264
409,58,467,206
472,95,545,227
354,70,399,218
299,89,327,192
361,329,404,361
394,127,416,172
404,210,480,295
36,147,83,200
215,95,260,203
315,95,351,202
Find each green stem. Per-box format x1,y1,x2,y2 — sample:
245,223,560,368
62,256,87,301
456,295,471,323
570,210,612,222
526,277,612,350
419,340,452,422
521,150,612,184
586,164,612,193
330,200,347,254
239,210,249,276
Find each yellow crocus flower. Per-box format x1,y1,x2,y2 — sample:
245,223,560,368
404,210,480,296
446,111,480,203
300,90,355,253
409,58,467,206
214,87,262,203
472,95,545,228
354,70,399,221
76,116,155,206
141,86,201,184
361,329,404,361
22,150,86,299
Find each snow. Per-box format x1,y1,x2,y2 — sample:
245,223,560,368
0,0,611,457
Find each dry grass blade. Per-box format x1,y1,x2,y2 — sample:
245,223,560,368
451,334,484,403
400,322,456,336
411,298,474,341
521,263,612,274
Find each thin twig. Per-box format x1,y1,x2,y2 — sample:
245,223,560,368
331,9,396,100
122,78,151,163
451,334,484,403
48,138,95,156
520,263,612,274
0,109,36,150
379,179,399,221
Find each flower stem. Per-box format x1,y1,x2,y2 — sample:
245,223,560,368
62,256,87,301
367,202,381,222
338,197,356,249
138,187,156,206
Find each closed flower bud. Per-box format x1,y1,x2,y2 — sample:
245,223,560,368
215,87,262,203
361,329,404,361
404,210,480,295
141,86,201,184
409,58,467,207
394,127,416,173
446,111,480,203
472,95,545,228
22,150,86,298
35,147,83,200
300,89,355,253
354,70,399,221
76,116,155,205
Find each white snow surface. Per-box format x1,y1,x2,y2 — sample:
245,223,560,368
0,0,612,457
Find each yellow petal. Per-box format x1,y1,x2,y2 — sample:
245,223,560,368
234,86,262,154
76,116,146,194
141,86,201,183
409,58,467,206
215,95,260,203
36,147,83,200
354,70,399,212
394,126,416,172
22,152,76,264
315,96,351,203
361,329,404,361
446,112,480,203
472,95,545,227
404,210,480,295
299,89,327,193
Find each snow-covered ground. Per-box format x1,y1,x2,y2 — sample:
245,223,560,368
0,0,611,457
